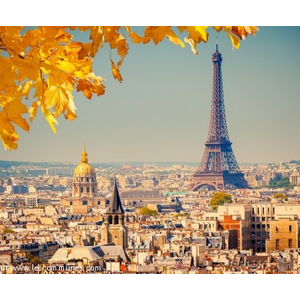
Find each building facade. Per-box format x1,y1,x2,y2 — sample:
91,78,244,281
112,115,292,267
266,216,300,252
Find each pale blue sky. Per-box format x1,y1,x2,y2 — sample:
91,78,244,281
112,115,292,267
1,26,300,164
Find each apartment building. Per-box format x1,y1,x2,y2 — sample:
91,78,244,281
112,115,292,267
214,202,300,253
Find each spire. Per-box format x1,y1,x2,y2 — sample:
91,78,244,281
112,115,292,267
212,38,222,63
81,143,88,163
107,178,124,214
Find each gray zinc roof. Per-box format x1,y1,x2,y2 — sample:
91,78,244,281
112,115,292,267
106,180,124,214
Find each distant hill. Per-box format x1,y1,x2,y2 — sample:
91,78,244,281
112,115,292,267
0,160,76,169
0,160,263,169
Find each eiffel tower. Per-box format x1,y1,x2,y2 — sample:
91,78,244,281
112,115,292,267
190,43,250,191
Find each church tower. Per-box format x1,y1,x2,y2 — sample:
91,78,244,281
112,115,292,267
101,179,127,248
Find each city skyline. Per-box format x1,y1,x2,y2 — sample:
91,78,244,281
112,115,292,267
0,26,300,164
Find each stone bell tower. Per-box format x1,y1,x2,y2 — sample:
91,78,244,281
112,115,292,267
101,179,127,248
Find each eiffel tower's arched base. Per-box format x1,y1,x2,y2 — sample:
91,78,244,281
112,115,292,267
190,171,250,191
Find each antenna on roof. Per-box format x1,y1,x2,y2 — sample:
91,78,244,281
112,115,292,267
216,36,219,52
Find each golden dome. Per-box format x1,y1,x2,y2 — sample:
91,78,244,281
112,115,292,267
73,144,96,177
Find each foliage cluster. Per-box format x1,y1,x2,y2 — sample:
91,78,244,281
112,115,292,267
0,26,258,150
273,193,288,201
209,191,232,210
139,207,158,216
268,178,294,189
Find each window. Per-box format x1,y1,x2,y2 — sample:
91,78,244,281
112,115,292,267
108,215,112,225
276,239,279,250
87,187,90,193
80,187,83,193
289,239,292,248
97,201,100,205
276,226,279,233
70,201,73,205
252,208,254,214
267,207,270,215
262,207,265,215
289,225,292,232
82,200,88,205
106,200,110,205
114,215,119,225
257,207,260,214
87,177,89,182
273,207,275,215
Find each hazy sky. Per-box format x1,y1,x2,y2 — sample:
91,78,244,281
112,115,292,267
1,26,300,164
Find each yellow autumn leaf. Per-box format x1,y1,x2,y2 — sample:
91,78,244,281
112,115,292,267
213,26,223,32
165,29,185,48
77,79,94,99
227,31,240,49
0,98,29,150
0,98,29,131
29,101,39,122
111,60,123,83
88,26,104,57
44,85,71,117
144,26,170,45
128,31,151,44
177,26,187,33
53,59,77,73
184,37,198,55
244,26,259,35
0,118,20,150
195,26,209,41
22,80,32,99
65,97,77,121
117,38,129,68
78,43,92,59
41,105,58,134
77,76,106,99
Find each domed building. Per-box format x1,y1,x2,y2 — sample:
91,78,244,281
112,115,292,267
72,145,98,198
61,145,106,214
